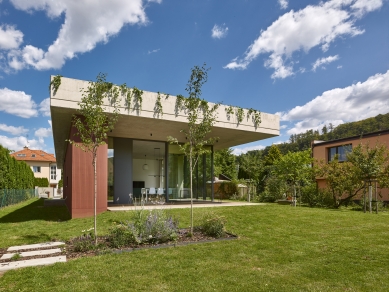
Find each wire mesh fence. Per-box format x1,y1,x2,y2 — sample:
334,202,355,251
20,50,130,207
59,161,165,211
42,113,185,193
0,189,37,208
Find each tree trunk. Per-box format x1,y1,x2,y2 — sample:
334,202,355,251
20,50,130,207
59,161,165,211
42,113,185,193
190,148,193,235
93,151,97,245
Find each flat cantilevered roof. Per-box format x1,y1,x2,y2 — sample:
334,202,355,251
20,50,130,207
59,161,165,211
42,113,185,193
51,76,279,168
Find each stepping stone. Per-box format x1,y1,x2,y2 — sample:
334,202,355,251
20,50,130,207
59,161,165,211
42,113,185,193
0,256,66,272
1,248,62,260
7,242,65,252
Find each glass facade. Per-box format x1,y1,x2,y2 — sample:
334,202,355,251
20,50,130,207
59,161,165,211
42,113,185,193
167,144,213,201
108,138,214,203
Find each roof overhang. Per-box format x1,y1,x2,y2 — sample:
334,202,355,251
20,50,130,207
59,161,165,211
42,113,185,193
51,76,279,169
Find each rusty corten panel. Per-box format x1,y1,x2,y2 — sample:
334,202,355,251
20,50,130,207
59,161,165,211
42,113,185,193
64,122,108,218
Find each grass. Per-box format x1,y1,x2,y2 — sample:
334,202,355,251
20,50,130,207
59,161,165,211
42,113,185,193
1,198,389,291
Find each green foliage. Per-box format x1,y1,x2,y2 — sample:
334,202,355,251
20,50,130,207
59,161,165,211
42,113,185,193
34,177,49,187
247,108,261,128
10,253,21,261
214,148,237,180
225,105,234,120
260,175,288,202
109,209,179,247
198,212,226,238
0,145,34,190
347,143,389,183
58,179,63,188
49,75,62,95
264,145,282,166
71,231,96,252
154,92,163,117
215,181,239,200
168,63,219,234
132,86,144,111
235,107,244,124
175,94,185,114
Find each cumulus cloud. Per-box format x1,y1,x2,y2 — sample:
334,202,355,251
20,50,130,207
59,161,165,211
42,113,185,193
0,135,45,151
312,55,339,71
278,70,389,134
232,144,265,155
39,98,51,116
0,88,38,118
6,0,161,71
278,0,288,10
211,24,228,39
0,124,28,135
224,0,383,79
35,120,52,138
0,25,23,50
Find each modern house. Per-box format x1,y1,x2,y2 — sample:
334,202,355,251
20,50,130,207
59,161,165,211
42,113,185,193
50,76,280,218
312,129,389,201
10,146,61,188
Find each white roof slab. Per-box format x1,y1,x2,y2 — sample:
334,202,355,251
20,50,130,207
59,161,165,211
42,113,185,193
51,76,280,168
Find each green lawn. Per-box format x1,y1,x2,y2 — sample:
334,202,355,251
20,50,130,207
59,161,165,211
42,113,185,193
1,198,389,291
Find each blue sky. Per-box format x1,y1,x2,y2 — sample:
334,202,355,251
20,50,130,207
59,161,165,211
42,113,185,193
0,0,388,155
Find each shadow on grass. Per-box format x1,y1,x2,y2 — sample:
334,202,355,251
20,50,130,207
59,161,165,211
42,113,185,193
0,198,71,223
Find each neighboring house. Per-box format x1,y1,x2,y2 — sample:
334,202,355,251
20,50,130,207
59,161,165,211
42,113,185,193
312,129,389,201
50,76,280,218
10,146,62,188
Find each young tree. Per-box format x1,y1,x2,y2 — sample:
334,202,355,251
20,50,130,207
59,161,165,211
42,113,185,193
347,143,389,212
69,73,121,244
168,64,219,234
273,150,313,206
316,158,364,208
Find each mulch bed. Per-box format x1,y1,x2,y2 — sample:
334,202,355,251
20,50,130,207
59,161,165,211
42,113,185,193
0,229,237,263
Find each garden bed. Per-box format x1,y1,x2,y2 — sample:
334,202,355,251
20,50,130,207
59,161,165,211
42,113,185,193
0,229,237,263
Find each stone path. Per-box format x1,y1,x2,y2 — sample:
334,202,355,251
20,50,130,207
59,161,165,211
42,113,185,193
0,242,66,272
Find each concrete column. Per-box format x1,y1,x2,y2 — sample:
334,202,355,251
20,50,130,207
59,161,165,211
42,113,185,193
114,138,133,204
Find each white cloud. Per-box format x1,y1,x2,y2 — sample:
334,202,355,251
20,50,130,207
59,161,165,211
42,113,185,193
211,24,228,39
0,25,23,50
7,0,161,71
312,55,339,71
278,0,288,10
224,0,382,79
0,87,38,118
148,48,160,54
279,70,389,134
232,144,265,155
39,98,51,116
0,135,45,151
35,120,52,138
0,124,28,135
337,65,343,69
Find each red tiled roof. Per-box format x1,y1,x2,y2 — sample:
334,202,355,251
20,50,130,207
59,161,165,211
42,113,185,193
10,147,56,163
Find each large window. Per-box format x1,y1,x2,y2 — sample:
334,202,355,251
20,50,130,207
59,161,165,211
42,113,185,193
328,144,352,162
50,165,57,180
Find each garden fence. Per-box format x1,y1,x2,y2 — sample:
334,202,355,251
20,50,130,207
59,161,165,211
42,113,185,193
0,189,37,208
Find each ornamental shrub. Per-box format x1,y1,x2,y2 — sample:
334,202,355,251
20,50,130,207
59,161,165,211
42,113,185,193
198,212,226,238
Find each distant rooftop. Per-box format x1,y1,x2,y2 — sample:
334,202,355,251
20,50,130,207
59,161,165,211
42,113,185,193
10,147,56,163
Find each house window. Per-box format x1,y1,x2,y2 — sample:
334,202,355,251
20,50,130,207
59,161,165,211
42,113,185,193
33,166,41,173
328,144,352,162
32,154,36,157
17,154,26,157
51,165,57,180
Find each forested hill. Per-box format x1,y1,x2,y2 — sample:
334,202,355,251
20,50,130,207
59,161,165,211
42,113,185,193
263,112,389,155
